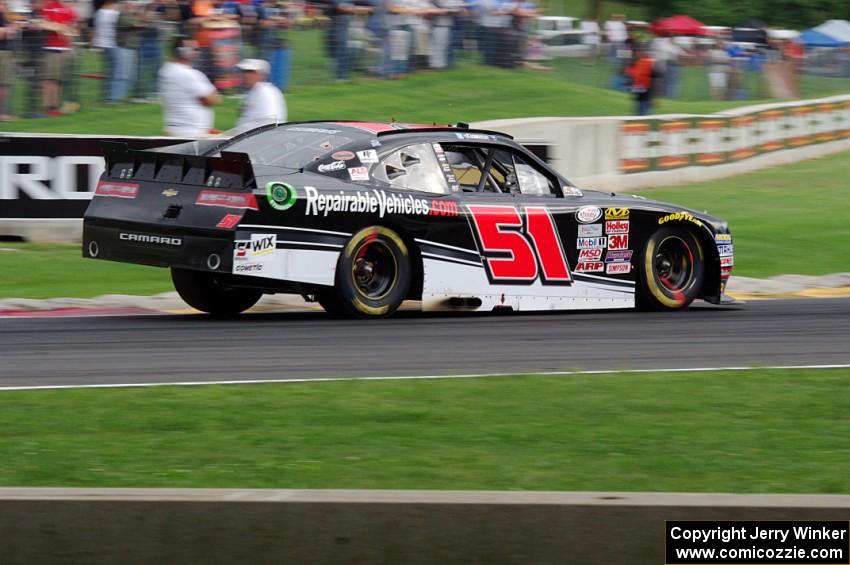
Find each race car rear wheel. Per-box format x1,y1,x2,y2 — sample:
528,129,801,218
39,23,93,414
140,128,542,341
637,227,704,310
332,226,411,318
171,268,262,315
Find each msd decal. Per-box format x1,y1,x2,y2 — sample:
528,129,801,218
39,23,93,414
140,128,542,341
608,234,629,250
578,248,603,261
466,204,572,286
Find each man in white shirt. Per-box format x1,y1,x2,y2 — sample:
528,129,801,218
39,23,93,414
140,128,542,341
235,58,287,129
580,17,600,63
158,37,221,137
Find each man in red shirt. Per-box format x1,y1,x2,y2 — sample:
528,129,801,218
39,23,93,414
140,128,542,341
37,0,78,115
625,44,655,116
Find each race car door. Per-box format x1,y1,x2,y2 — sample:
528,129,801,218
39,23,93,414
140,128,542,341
428,142,635,311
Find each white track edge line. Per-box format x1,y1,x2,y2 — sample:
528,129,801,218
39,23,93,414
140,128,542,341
1,364,849,392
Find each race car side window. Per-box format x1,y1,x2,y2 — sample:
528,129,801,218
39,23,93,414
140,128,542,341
375,143,450,195
438,145,502,193
512,153,558,196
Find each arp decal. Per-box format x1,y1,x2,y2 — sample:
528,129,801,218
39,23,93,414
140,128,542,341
466,204,571,286
605,208,630,220
575,261,604,273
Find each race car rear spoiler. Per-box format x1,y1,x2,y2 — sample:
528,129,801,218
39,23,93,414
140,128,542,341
101,142,257,190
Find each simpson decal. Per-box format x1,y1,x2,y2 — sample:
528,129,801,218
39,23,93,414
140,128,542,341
606,262,631,274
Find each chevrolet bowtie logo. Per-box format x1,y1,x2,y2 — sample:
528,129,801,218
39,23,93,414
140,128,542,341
162,189,179,197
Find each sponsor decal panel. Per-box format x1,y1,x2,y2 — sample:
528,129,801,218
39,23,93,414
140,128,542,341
466,204,572,285
576,206,602,224
716,244,734,257
332,151,356,161
347,167,370,181
658,211,703,227
605,249,633,262
577,237,606,249
575,261,604,273
304,186,432,218
95,180,139,199
606,262,631,274
356,149,378,164
720,256,734,267
119,232,182,246
608,234,629,250
317,161,346,173
578,248,603,261
578,224,603,237
605,220,629,234
605,208,630,220
234,233,276,273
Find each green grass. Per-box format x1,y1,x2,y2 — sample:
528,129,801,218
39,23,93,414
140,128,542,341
0,58,792,136
1,368,848,491
641,150,850,279
0,243,171,299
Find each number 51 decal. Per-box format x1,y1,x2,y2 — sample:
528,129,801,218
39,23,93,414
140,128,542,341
467,204,572,285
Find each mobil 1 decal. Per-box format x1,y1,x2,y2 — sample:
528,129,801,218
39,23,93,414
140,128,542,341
466,204,571,285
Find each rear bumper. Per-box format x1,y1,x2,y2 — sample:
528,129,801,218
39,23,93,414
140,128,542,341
83,219,235,274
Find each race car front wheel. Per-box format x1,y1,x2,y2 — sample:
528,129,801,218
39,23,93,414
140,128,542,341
329,226,411,318
637,227,705,310
171,268,262,315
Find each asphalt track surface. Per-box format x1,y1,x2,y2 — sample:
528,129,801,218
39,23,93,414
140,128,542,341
1,298,849,388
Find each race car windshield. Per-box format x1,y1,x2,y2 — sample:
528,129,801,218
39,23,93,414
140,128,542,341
213,125,361,169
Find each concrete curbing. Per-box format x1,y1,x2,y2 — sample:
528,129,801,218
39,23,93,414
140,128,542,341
2,489,850,564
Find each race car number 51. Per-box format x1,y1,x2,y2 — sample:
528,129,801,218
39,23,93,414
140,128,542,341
467,205,572,285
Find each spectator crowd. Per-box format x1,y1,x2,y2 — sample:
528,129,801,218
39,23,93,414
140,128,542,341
0,0,841,124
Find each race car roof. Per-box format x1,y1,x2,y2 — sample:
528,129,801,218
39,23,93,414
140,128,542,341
326,121,514,140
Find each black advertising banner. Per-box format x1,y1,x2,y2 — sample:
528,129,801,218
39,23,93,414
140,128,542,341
666,521,850,565
0,135,186,219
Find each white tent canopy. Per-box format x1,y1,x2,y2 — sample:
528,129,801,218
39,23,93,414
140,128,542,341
812,19,850,43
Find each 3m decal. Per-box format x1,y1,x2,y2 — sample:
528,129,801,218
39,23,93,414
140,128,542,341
658,211,703,227
608,234,629,250
347,167,370,181
605,220,629,234
605,208,630,220
466,204,571,285
606,262,631,274
577,237,606,249
576,206,602,224
578,248,603,261
266,182,297,211
575,261,604,273
578,224,603,237
317,161,346,173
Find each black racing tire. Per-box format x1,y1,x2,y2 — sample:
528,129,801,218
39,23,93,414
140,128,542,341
637,227,705,311
315,288,347,317
171,268,262,315
332,226,411,318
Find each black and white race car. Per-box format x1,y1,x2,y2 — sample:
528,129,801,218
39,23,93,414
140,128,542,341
83,121,734,317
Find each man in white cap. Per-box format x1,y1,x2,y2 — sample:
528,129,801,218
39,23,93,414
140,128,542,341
236,58,287,129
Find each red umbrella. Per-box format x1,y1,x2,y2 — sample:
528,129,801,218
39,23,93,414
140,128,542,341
649,15,709,36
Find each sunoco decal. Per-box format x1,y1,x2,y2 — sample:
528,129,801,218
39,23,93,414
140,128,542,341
304,186,431,218
266,182,297,211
